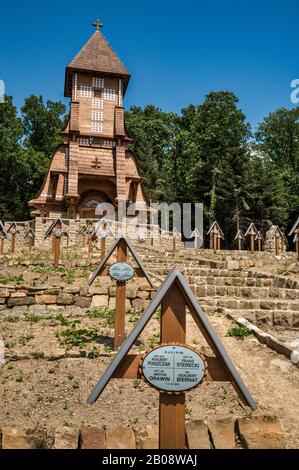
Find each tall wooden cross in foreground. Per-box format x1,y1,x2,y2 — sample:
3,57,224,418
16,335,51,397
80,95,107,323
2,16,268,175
88,236,153,350
87,267,256,449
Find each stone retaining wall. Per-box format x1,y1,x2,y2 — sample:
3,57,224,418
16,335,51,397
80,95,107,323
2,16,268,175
0,283,155,316
0,414,285,449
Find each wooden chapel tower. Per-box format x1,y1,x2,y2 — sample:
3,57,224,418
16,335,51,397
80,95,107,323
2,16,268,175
29,19,149,219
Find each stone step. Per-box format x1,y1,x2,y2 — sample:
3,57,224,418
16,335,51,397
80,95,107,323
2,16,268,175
226,309,298,328
194,296,299,311
190,284,299,299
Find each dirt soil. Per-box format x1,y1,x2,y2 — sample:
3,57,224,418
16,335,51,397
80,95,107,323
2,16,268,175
1,310,299,448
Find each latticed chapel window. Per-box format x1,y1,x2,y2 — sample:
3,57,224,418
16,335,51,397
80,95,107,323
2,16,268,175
80,85,92,98
92,98,103,109
91,110,103,121
92,77,104,88
90,122,103,133
103,88,115,101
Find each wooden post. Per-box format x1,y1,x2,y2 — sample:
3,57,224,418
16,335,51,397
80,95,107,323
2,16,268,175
114,239,127,350
217,235,221,251
173,235,176,252
213,230,217,254
237,238,241,251
257,238,261,252
295,229,299,262
88,237,92,254
101,237,106,259
275,234,280,256
82,234,86,248
0,238,4,254
28,236,33,252
159,283,186,449
11,231,16,254
52,232,55,254
250,232,255,255
53,233,61,269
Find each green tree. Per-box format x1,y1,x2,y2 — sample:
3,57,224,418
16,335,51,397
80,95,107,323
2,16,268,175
125,105,178,201
179,92,251,242
255,107,299,227
21,95,67,158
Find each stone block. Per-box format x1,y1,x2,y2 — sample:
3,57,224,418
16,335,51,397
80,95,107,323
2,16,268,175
106,426,136,449
137,425,158,449
186,420,211,449
54,426,79,449
136,290,150,299
35,294,57,304
126,286,138,299
208,418,236,449
237,415,284,449
131,298,150,309
74,296,91,308
2,427,45,449
89,285,107,295
80,427,106,449
56,293,74,305
91,295,108,308
7,296,35,307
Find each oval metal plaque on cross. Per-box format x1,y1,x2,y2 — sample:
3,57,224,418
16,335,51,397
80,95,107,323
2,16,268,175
141,344,207,393
109,262,134,282
99,231,107,238
54,229,62,238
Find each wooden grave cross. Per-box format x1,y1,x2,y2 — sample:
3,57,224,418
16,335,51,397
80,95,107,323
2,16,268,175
244,223,258,256
6,222,19,254
274,227,284,256
255,231,263,252
190,227,202,249
172,227,180,252
234,229,244,251
86,267,257,449
78,221,94,250
88,236,153,350
24,228,35,251
207,221,224,253
91,218,116,260
0,221,7,255
44,218,71,268
288,218,299,261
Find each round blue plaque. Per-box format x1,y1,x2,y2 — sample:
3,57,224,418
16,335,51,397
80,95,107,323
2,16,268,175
55,229,62,238
99,231,107,239
141,344,206,393
109,262,134,281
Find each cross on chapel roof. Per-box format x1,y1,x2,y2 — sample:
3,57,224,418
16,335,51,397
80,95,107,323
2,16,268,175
92,18,103,31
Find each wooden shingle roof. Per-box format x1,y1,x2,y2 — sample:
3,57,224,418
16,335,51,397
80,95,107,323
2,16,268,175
65,30,130,97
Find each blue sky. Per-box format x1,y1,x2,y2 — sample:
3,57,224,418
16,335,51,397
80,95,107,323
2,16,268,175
0,0,297,128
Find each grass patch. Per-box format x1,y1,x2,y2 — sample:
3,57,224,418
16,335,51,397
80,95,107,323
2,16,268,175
0,275,23,285
25,314,41,323
57,324,98,349
30,265,53,274
19,333,34,346
4,316,19,323
277,267,289,276
87,307,115,326
148,332,160,348
226,326,252,340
